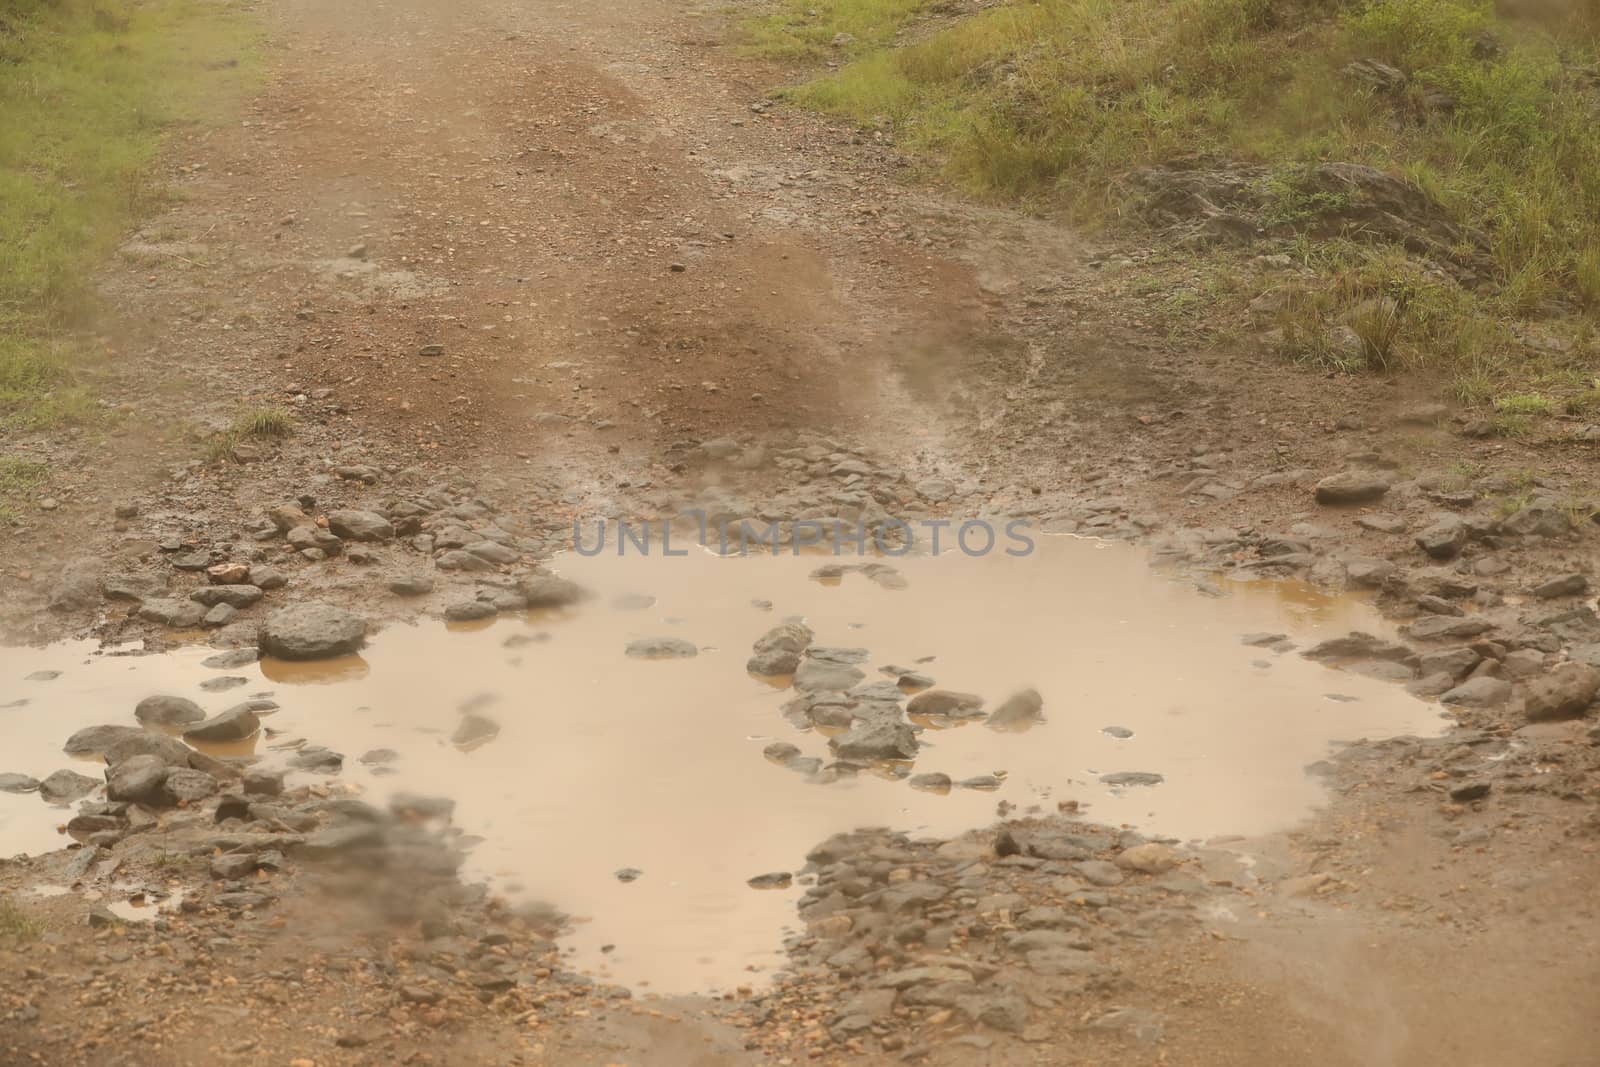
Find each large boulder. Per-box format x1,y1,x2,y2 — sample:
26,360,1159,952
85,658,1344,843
259,603,368,660
1522,663,1600,722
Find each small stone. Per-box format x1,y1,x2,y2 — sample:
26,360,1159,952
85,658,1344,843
614,867,643,882
1448,781,1491,802
242,769,285,796
328,509,395,542
1522,663,1600,722
0,773,40,794
1116,843,1177,873
1414,517,1467,559
106,755,169,803
1441,676,1512,707
419,344,445,357
207,562,251,584
1314,472,1390,505
521,575,585,607
747,871,793,889
625,636,698,659
38,769,100,804
182,706,261,743
389,575,434,597
445,600,497,622
204,603,238,628
1099,771,1164,787
909,772,952,792
906,690,984,717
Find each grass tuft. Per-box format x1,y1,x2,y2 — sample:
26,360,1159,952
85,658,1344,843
0,896,43,940
204,406,295,464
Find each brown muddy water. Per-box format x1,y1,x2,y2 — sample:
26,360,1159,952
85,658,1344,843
0,536,1447,992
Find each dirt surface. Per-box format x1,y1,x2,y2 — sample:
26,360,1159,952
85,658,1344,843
4,0,1600,1063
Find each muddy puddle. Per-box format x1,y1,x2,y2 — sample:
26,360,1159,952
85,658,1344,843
0,535,1447,992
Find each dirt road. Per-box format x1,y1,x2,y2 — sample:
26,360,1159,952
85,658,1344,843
3,0,1600,1063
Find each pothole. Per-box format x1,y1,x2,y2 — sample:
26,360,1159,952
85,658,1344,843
0,535,1445,992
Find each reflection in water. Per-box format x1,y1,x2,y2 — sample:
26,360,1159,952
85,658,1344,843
0,536,1444,992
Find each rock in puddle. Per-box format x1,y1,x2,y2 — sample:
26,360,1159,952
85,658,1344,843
134,695,206,726
747,620,814,675
986,688,1044,730
259,603,368,660
625,636,698,659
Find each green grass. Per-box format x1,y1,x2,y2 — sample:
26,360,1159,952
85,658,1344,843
0,0,259,430
0,896,43,939
203,405,295,464
0,454,50,523
748,0,1600,398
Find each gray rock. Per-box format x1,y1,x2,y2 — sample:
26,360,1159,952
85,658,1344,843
201,649,260,669
204,603,237,628
906,690,985,717
106,755,169,803
625,636,698,658
288,746,343,772
389,575,434,596
1315,472,1390,505
909,772,952,792
259,603,368,660
1503,503,1570,538
190,585,264,609
1303,631,1411,661
763,742,801,763
248,565,288,590
1522,663,1600,722
104,731,193,767
829,720,918,761
521,575,585,607
444,600,497,622
747,621,814,675
747,871,793,889
390,793,456,819
48,560,104,612
434,549,495,572
182,706,261,743
242,769,285,796
465,540,518,565
793,658,865,693
162,768,218,803
1073,861,1125,887
1532,574,1588,599
134,695,206,726
1100,771,1164,787
1415,517,1467,559
137,598,207,628
211,853,260,879
1417,648,1480,680
1356,513,1408,534
959,774,1003,790
38,769,99,803
327,510,395,542
0,773,40,794
1405,616,1493,641
1441,676,1513,707
1345,557,1399,587
102,571,167,602
63,724,142,757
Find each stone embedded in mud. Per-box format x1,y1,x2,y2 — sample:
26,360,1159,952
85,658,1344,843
243,769,285,796
327,509,394,542
1116,843,1178,874
1405,616,1493,641
38,769,99,804
48,560,104,613
202,648,262,670
908,772,952,793
1414,517,1468,559
445,599,497,622
762,741,801,764
625,636,698,659
63,724,142,757
1521,663,1600,722
1418,647,1481,681
747,871,793,890
102,571,168,602
521,575,585,608
191,585,264,609
986,688,1044,730
1532,573,1589,599
1099,771,1164,788
162,768,219,804
829,720,918,761
134,695,206,726
138,598,208,628
390,793,456,819
1441,676,1512,708
183,706,261,743
465,540,518,565
906,690,985,718
106,754,170,804
289,746,343,772
1345,557,1399,588
794,658,866,694
207,562,251,585
959,774,1002,790
259,602,368,660
1314,471,1391,506
248,565,288,591
1502,502,1571,539
389,575,435,597
0,773,40,794
211,853,260,879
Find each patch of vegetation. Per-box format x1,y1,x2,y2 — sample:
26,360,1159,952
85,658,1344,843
204,406,295,464
0,0,258,429
0,896,43,940
0,455,50,523
748,0,1600,397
